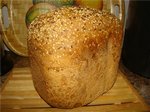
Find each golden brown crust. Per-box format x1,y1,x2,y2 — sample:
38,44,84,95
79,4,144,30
28,7,123,108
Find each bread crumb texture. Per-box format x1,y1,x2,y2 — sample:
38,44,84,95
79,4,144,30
28,7,123,108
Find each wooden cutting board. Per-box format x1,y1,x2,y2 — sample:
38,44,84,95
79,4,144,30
1,67,149,112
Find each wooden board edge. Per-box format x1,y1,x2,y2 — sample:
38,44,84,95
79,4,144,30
1,102,150,112
1,68,13,92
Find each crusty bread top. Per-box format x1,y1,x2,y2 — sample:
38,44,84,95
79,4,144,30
28,7,122,58
27,7,123,108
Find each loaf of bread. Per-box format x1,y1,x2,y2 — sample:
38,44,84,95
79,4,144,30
27,7,123,108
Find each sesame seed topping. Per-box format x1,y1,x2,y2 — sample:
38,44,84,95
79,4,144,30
28,6,122,61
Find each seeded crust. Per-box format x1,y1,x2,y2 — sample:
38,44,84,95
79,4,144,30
27,7,123,108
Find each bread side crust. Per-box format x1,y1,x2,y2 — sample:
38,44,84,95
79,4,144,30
28,7,123,108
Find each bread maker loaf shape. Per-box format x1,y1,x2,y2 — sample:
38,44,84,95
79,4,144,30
27,7,123,108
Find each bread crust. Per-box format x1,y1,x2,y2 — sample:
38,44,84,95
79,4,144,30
27,7,123,108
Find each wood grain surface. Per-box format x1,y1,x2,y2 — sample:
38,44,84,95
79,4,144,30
1,67,150,112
